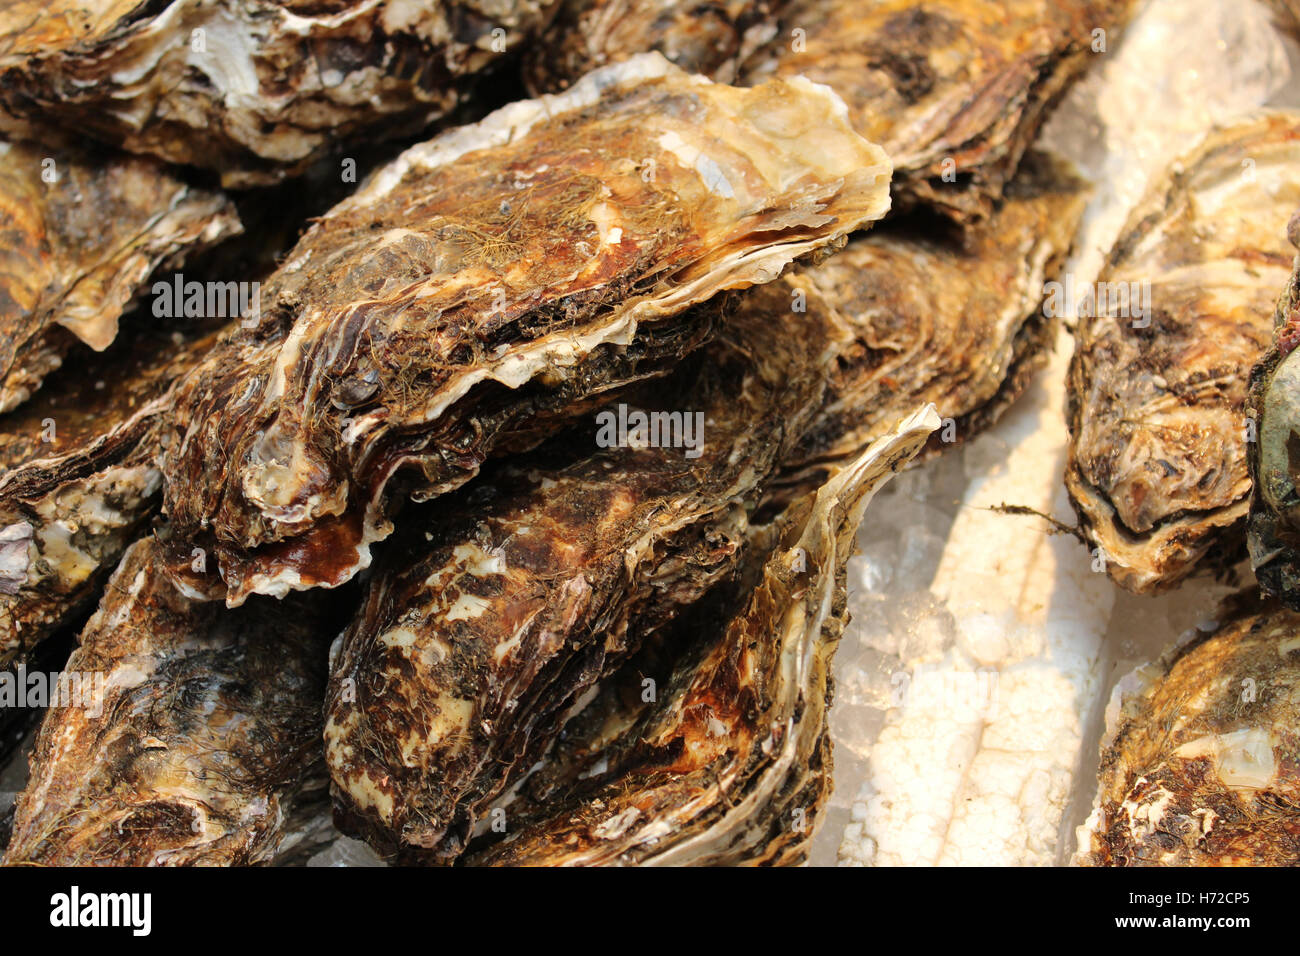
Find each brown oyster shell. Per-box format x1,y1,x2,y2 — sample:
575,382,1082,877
2,537,334,866
772,150,1088,501
0,0,560,187
523,0,786,92
1079,594,1300,867
468,407,939,866
739,0,1135,225
1067,111,1300,594
158,53,892,607
0,320,230,669
0,138,239,413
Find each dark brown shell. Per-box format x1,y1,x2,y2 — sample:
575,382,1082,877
772,150,1088,501
0,139,239,413
0,0,560,187
1067,112,1300,594
523,0,786,93
0,321,227,669
324,288,843,860
1080,594,1300,867
467,408,938,866
157,54,892,607
739,0,1136,225
2,537,333,866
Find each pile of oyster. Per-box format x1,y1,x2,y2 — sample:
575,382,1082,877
0,0,1297,868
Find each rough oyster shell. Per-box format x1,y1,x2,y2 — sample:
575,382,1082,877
739,0,1135,225
1246,210,1300,606
468,407,940,866
773,150,1088,499
2,537,333,866
0,138,239,413
1077,593,1300,867
325,289,842,859
0,322,227,669
0,0,559,187
1067,112,1300,594
158,53,892,607
523,0,785,93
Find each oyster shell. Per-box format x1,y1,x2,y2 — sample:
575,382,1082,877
0,0,559,188
325,291,842,859
2,537,333,866
739,0,1135,225
158,54,892,607
774,150,1088,499
1246,210,1300,606
523,0,785,92
468,407,940,866
1067,112,1300,594
1077,593,1300,867
0,138,239,413
0,321,225,669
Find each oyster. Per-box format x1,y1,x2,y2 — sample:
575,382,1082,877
469,408,940,866
0,0,558,188
1078,594,1300,867
774,150,1088,498
2,538,333,866
325,292,842,859
0,139,239,414
1067,112,1300,594
0,321,225,669
1247,211,1300,606
523,0,785,92
739,0,1135,224
158,54,892,607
